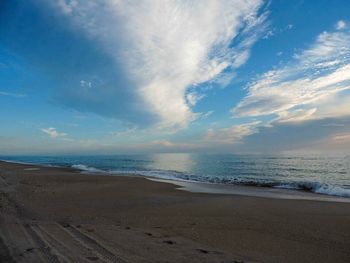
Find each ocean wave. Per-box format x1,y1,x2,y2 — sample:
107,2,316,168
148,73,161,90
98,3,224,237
70,164,350,198
137,172,350,198
272,182,350,198
71,164,105,173
314,184,350,197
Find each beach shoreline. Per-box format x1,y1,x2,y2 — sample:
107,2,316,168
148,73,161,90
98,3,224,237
1,160,350,262
2,158,349,203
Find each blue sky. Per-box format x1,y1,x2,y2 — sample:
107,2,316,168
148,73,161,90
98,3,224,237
1,0,350,154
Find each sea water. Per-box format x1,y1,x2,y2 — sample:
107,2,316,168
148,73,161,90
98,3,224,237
1,153,350,198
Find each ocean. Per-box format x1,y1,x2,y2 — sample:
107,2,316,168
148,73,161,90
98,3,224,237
1,153,350,198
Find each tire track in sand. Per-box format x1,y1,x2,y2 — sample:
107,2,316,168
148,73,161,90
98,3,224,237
58,223,126,263
24,224,60,263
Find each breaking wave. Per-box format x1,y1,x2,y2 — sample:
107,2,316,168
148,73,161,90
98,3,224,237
71,163,350,198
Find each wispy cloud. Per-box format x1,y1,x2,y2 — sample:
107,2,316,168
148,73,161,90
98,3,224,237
149,140,199,152
111,127,137,137
52,0,267,130
186,92,205,107
263,23,294,39
204,121,261,144
80,80,92,88
55,0,77,15
0,91,26,98
333,133,350,141
41,127,67,138
232,23,350,123
336,20,347,30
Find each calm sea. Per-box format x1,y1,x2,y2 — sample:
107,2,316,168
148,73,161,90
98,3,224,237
1,153,350,198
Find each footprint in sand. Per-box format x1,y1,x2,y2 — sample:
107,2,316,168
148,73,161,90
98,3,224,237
196,248,209,254
163,240,175,245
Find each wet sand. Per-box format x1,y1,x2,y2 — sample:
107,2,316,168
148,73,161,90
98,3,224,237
1,160,350,262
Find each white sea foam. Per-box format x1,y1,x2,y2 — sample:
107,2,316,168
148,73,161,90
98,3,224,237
274,182,350,198
313,183,350,198
129,171,350,198
72,164,350,198
71,164,104,173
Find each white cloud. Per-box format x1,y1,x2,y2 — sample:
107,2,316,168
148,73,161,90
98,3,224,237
262,24,293,40
204,121,261,144
56,0,77,14
232,28,350,123
52,0,266,130
41,127,67,138
295,30,350,63
149,140,199,151
0,91,26,98
80,80,92,88
151,140,176,148
111,127,137,137
186,92,205,107
277,108,317,123
336,20,347,30
333,133,350,141
263,29,274,39
200,110,214,119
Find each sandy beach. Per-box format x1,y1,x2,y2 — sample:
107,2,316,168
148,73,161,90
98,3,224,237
1,160,350,263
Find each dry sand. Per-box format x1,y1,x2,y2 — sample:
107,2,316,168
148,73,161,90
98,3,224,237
1,160,350,263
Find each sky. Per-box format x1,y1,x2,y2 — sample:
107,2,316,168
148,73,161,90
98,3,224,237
0,0,350,155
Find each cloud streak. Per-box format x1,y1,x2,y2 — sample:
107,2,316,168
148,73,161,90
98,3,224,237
204,121,261,144
41,127,67,138
52,0,266,129
232,23,350,122
336,20,347,30
0,91,26,98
